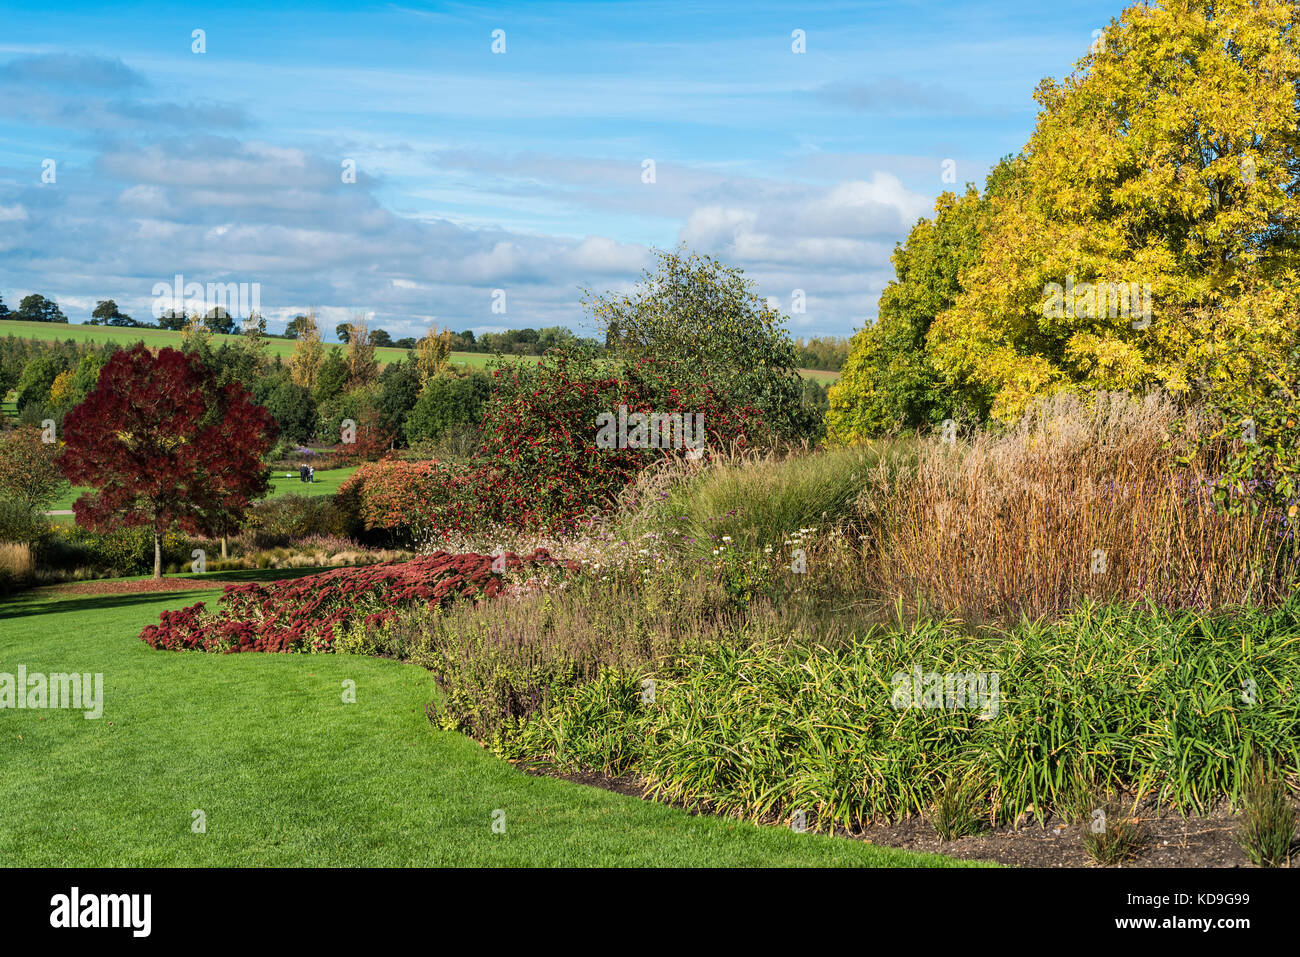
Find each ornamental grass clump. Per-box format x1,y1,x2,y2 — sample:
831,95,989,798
859,392,1299,621
496,598,1300,834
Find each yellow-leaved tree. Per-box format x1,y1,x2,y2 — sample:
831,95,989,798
415,326,452,384
914,0,1300,423
923,0,1300,421
288,310,324,391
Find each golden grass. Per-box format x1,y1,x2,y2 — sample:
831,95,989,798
0,541,34,578
857,391,1298,620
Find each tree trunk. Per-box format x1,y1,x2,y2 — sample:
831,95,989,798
153,530,163,580
221,535,228,559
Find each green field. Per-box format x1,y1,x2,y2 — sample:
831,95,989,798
0,577,970,866
0,319,834,380
0,318,514,372
800,367,840,384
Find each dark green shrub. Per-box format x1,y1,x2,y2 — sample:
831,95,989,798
403,369,492,444
378,357,422,439
263,380,318,444
38,525,191,575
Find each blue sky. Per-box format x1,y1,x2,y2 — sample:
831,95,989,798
0,0,1126,341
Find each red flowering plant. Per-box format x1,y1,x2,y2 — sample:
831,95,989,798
139,548,572,653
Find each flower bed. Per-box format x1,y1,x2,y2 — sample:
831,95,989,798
139,549,570,654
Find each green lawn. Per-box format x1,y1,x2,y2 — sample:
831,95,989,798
0,577,972,866
259,465,358,499
49,466,358,520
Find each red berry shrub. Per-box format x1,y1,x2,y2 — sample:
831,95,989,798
338,348,766,543
139,549,568,653
478,349,765,532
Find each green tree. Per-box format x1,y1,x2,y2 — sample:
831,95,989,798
584,246,815,440
314,347,349,404
403,369,492,443
90,299,137,326
925,0,1300,421
264,380,318,444
377,356,423,438
203,307,236,335
157,309,187,331
284,314,314,339
15,353,69,412
17,294,67,324
828,169,1009,440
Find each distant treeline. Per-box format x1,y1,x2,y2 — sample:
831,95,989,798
317,319,603,355
0,291,608,357
2,292,846,368
793,336,850,372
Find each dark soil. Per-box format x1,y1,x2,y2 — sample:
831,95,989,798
836,797,1256,867
522,765,1286,867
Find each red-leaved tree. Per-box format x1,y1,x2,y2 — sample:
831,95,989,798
58,345,279,578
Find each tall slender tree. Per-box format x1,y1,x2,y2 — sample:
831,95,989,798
288,310,325,391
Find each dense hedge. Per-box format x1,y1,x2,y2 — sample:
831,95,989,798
37,525,191,576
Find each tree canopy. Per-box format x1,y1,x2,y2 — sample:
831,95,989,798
834,0,1300,436
58,345,278,578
